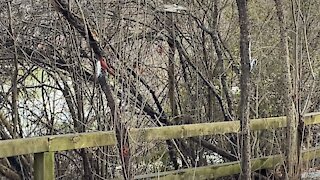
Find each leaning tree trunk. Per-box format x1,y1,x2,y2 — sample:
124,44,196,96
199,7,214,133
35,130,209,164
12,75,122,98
236,0,251,179
50,0,131,179
274,0,299,179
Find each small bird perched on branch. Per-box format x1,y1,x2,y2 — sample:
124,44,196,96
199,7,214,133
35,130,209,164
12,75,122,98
50,0,115,78
96,56,115,77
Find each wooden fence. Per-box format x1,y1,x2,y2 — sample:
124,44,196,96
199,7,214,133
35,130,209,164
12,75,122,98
1,112,320,179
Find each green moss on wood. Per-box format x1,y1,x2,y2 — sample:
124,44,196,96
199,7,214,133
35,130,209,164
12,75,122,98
34,152,55,180
304,112,320,125
133,148,320,180
0,137,48,158
0,132,116,158
134,155,282,180
0,112,319,159
48,131,116,151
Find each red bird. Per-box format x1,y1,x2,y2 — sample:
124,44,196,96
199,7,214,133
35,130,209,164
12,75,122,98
97,57,115,76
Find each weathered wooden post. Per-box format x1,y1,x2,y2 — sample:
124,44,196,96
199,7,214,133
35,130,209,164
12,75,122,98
34,152,55,180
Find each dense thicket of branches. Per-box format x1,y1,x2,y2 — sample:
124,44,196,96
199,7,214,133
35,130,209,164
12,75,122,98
1,0,320,179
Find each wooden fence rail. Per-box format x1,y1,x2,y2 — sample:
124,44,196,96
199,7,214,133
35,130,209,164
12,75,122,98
135,147,320,180
1,112,320,179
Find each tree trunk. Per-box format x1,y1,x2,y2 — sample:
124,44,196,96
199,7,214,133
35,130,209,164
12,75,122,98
211,0,234,120
236,0,251,179
166,15,178,117
274,0,299,179
74,77,94,180
51,0,132,178
8,1,19,138
163,1,180,169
